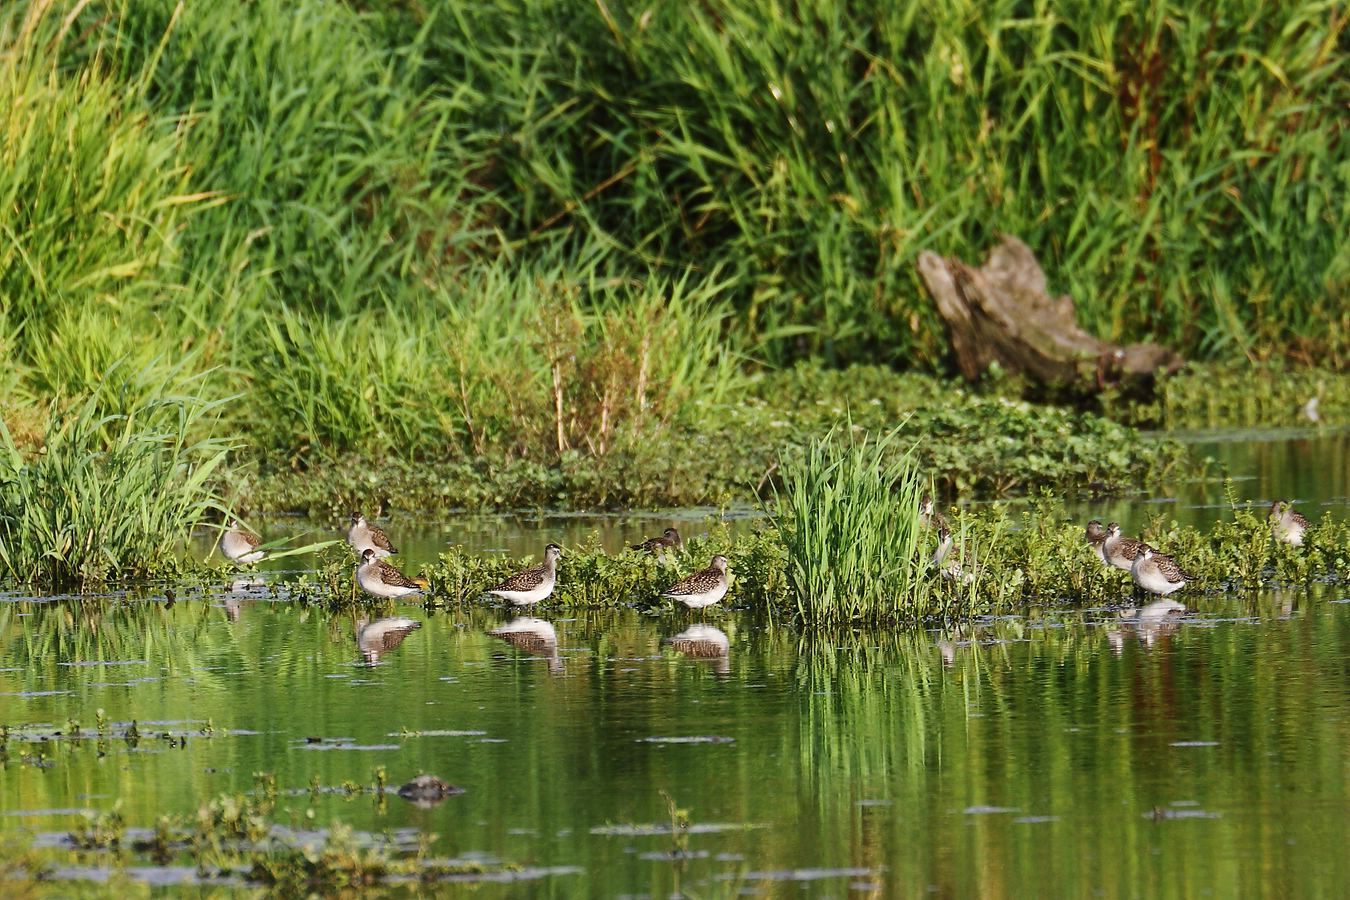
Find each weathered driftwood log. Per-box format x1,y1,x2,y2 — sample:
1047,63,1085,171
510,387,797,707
916,236,1183,391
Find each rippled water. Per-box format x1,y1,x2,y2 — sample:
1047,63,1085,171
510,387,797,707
3,591,1349,895
2,429,1349,895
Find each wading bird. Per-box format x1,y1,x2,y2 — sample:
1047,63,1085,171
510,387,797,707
485,544,563,607
356,548,426,599
661,555,730,610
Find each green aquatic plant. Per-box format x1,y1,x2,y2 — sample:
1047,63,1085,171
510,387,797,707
70,805,127,852
771,429,933,625
0,376,233,587
53,788,504,894
659,789,692,858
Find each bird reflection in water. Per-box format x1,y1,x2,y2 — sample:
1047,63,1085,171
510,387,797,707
487,617,563,674
223,577,268,623
356,616,422,665
662,624,730,675
1110,599,1186,653
934,624,971,667
230,576,267,594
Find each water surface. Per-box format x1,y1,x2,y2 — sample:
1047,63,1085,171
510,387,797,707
2,589,1348,896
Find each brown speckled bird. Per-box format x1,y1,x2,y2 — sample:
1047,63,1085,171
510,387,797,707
356,549,426,599
632,527,684,556
1103,522,1150,572
661,555,730,610
348,512,397,558
919,495,949,533
485,544,562,606
1269,500,1311,547
1085,520,1109,568
1131,547,1196,597
222,519,266,565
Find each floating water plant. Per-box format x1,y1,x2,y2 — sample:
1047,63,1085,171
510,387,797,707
47,788,510,894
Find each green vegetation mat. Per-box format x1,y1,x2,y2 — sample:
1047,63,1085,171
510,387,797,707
243,365,1198,515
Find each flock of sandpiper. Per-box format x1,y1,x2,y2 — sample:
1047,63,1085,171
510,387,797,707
220,497,1316,615
1084,498,1310,595
222,514,730,610
923,495,1313,596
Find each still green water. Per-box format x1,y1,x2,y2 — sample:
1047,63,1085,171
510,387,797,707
2,589,1348,896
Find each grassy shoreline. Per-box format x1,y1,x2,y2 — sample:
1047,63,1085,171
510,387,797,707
4,0,1347,590
235,364,1200,516
4,0,1348,418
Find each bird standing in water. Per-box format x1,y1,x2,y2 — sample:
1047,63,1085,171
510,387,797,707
661,555,730,610
348,513,398,559
485,544,563,607
356,549,426,599
1269,500,1311,547
222,520,266,565
1131,547,1196,597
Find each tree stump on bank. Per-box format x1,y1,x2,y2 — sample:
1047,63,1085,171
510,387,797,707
916,236,1183,392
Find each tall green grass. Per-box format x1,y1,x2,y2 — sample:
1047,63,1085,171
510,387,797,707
8,0,1346,369
0,372,232,587
238,262,740,464
772,430,934,624
85,0,497,317
409,0,1349,363
0,0,199,336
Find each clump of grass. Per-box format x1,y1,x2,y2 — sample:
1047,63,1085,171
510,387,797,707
0,371,232,587
771,429,932,625
246,306,440,464
0,1,200,336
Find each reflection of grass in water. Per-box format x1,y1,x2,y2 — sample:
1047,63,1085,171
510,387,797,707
2,595,1347,896
928,609,1336,893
